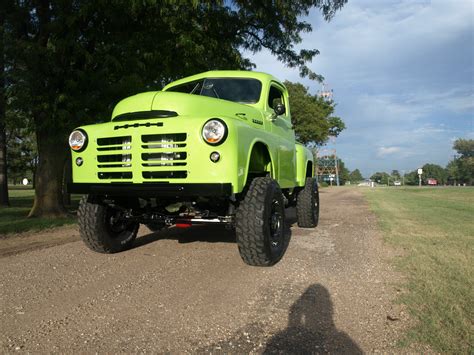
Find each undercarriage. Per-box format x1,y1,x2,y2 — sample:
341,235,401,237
92,195,235,228
75,177,319,267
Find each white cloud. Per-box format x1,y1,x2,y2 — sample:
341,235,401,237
248,0,474,175
377,146,402,157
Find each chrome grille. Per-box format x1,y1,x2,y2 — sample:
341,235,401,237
141,133,187,179
96,136,132,179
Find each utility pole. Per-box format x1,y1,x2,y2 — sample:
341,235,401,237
418,168,423,187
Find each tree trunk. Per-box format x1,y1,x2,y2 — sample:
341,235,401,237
28,127,68,218
0,12,8,207
62,154,71,206
0,122,8,206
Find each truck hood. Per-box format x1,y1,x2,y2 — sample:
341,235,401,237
111,91,262,121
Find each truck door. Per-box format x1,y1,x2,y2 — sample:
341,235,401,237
267,83,296,188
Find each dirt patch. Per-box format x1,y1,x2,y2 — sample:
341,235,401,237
0,188,408,352
0,226,80,258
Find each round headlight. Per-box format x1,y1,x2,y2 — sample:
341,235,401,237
202,119,227,145
69,130,87,151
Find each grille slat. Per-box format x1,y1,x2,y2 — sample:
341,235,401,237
142,171,187,179
142,162,186,167
99,172,132,180
97,136,132,146
98,164,132,168
97,154,132,163
97,146,132,151
142,152,187,161
141,133,186,143
141,143,186,149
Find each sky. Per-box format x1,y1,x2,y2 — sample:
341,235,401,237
249,0,474,177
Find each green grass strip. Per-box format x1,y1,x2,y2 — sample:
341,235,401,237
363,187,473,353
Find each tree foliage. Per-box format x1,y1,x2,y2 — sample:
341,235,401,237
337,159,350,185
421,164,448,184
0,9,8,206
447,138,474,185
370,172,391,185
404,164,448,185
453,139,474,158
6,127,37,184
391,170,400,179
349,169,363,183
284,81,345,146
3,0,347,216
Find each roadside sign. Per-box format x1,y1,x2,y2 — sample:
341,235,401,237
22,178,29,186
417,168,423,175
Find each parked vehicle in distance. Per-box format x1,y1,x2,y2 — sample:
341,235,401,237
427,178,438,185
68,71,319,266
393,181,402,186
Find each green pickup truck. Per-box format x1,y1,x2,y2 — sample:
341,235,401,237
68,70,319,266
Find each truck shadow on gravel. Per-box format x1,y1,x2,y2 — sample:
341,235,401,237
196,284,361,353
135,224,236,247
133,208,298,249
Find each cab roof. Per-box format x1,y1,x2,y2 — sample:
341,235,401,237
162,70,285,91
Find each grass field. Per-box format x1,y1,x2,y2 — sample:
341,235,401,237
0,188,79,235
363,187,473,353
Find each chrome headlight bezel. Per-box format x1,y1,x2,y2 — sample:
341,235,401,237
202,119,228,146
68,129,88,152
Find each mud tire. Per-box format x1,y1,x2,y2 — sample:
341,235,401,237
296,177,320,228
78,196,139,253
236,177,289,266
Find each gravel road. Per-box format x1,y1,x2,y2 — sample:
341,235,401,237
0,188,407,353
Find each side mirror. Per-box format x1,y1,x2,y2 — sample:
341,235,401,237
274,102,286,116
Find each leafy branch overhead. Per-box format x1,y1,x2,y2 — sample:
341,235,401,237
2,0,347,217
284,81,345,146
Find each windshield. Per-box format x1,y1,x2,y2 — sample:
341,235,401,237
166,78,262,104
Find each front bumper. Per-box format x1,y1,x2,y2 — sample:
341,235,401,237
67,183,232,197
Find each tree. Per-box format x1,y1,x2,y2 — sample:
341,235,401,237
446,160,459,185
420,163,447,185
404,170,418,186
404,163,448,185
453,139,474,158
0,8,8,206
447,139,474,185
6,127,37,185
284,81,345,146
370,172,390,185
349,169,363,183
391,170,400,180
337,159,350,185
4,0,347,217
